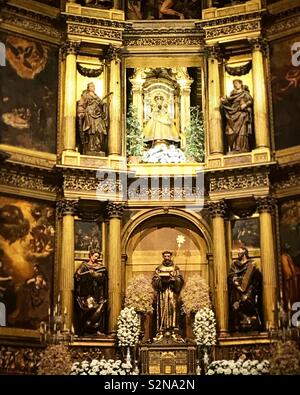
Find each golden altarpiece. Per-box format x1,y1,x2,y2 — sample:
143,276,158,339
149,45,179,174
0,0,299,374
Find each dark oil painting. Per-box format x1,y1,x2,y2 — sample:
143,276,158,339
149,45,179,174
280,199,300,265
0,32,58,153
75,221,102,252
232,218,260,250
0,196,55,330
270,34,300,150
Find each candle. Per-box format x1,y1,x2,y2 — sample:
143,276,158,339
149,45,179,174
64,307,67,316
71,324,75,334
58,293,61,303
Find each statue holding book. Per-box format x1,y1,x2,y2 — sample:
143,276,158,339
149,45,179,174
228,247,263,332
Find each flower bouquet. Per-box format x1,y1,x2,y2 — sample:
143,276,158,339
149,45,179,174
71,358,133,375
206,359,270,375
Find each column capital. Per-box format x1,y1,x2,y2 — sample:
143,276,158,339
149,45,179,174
104,45,121,63
249,37,268,54
106,202,124,219
61,40,81,59
209,200,227,219
256,196,277,214
56,199,78,218
204,45,222,60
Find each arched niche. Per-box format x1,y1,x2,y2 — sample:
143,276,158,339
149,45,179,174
121,209,212,292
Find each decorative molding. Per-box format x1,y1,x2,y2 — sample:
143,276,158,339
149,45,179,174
0,166,58,194
64,172,122,194
124,35,203,47
56,199,78,217
106,202,124,219
65,14,126,30
210,173,270,193
266,7,300,38
256,196,277,214
205,21,261,40
208,200,227,219
225,61,252,76
77,63,104,77
1,3,62,42
67,24,122,41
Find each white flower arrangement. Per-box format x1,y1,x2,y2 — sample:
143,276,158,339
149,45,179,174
206,359,270,375
142,144,186,164
117,307,140,347
71,359,133,375
193,307,217,348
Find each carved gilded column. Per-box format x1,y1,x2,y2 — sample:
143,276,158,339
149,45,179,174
256,196,277,328
130,79,144,129
107,46,122,156
57,199,78,330
250,38,270,149
178,70,193,149
106,202,124,333
62,41,80,152
209,200,228,335
206,46,223,155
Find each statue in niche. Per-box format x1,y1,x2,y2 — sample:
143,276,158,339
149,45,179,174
143,94,179,146
228,247,263,332
77,82,110,156
152,251,184,339
74,250,108,336
220,79,254,154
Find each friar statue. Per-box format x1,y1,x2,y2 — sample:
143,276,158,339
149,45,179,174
77,82,110,156
152,251,184,338
228,247,263,332
74,250,108,336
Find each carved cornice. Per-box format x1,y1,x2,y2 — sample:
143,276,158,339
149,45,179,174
199,11,263,41
256,196,277,214
0,165,58,194
266,11,300,38
106,202,124,219
63,172,122,194
124,35,203,47
209,172,270,194
65,14,126,30
123,25,204,48
1,3,62,42
56,199,78,217
208,200,227,219
67,23,122,41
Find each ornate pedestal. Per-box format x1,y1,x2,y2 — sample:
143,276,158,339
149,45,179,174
139,334,197,375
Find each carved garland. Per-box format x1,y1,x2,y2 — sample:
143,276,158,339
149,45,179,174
77,63,104,78
225,61,252,76
205,21,261,39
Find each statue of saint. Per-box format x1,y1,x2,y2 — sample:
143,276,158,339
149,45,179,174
228,247,263,332
152,251,184,337
74,250,108,336
143,95,179,145
220,79,253,154
77,82,110,156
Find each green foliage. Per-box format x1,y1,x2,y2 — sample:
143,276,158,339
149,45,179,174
269,340,300,375
185,106,205,163
126,104,145,158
